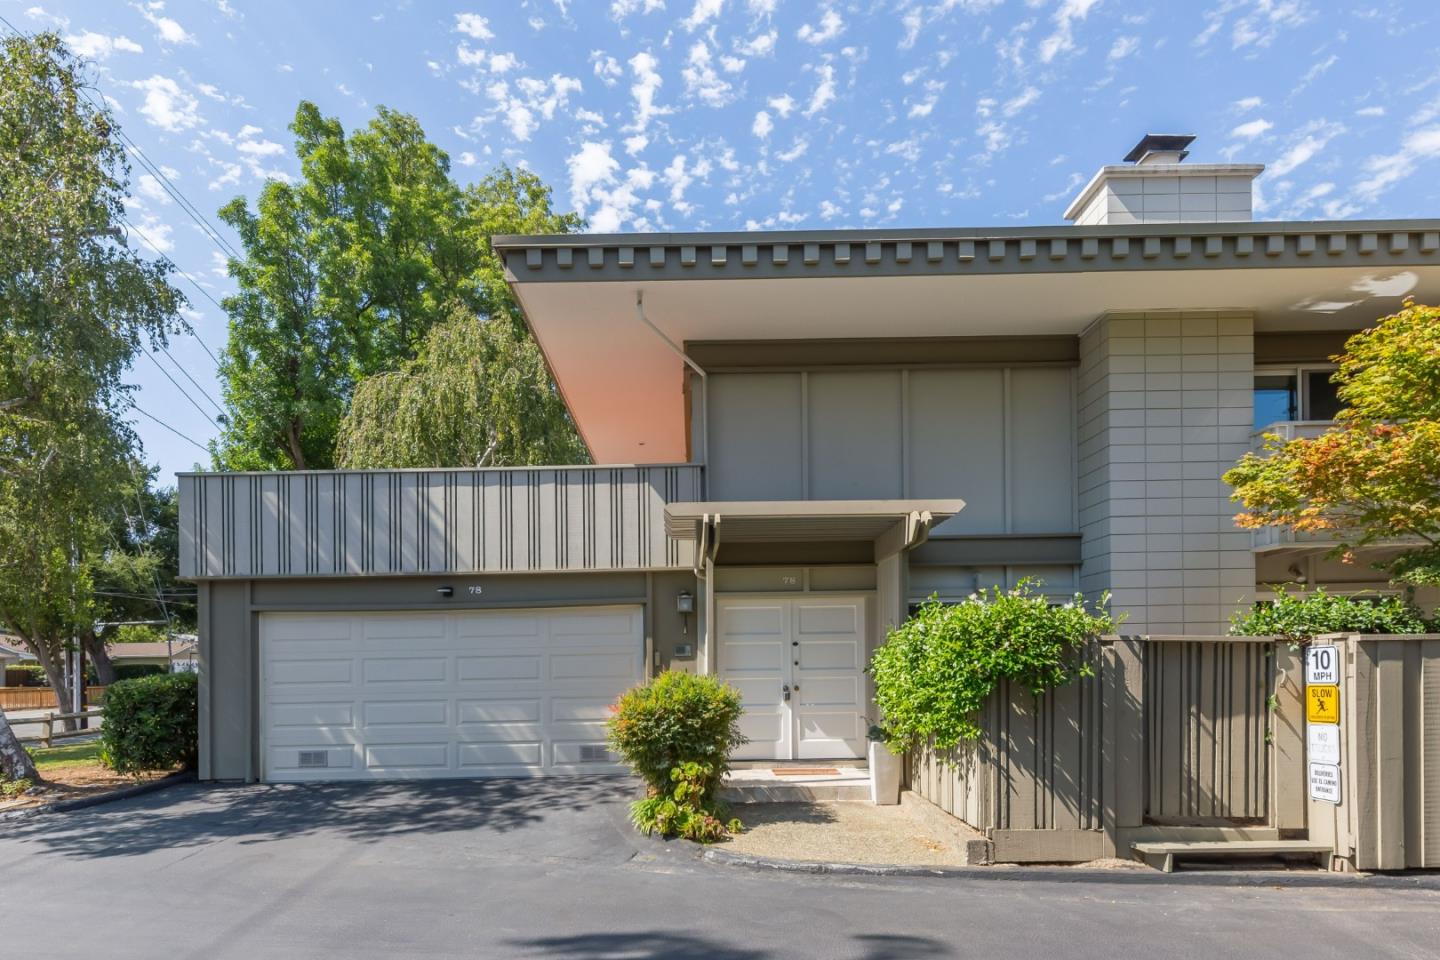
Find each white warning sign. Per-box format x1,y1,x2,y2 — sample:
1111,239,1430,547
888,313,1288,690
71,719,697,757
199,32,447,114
1309,761,1341,804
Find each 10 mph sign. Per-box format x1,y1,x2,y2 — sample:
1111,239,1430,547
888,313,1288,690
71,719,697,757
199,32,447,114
1305,645,1339,685
1305,643,1342,805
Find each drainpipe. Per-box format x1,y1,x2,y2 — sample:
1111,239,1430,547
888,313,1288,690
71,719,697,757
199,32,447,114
634,290,708,492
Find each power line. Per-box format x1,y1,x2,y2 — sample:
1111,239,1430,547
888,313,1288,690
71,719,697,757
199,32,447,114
130,404,209,453
142,350,219,428
156,344,225,413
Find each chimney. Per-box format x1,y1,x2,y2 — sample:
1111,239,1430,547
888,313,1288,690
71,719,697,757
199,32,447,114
1063,134,1264,226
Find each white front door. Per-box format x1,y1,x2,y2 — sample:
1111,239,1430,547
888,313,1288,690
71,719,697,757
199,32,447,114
717,596,867,761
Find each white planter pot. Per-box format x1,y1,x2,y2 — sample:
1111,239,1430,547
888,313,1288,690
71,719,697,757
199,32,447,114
868,740,902,805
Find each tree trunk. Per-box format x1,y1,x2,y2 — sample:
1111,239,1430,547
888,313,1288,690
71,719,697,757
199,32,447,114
285,418,307,470
28,640,76,732
0,707,39,782
82,629,116,686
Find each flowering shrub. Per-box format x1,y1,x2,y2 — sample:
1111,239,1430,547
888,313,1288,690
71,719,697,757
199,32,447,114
869,580,1120,752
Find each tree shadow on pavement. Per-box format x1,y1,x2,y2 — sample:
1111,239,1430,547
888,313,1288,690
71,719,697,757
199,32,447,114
0,777,636,860
511,931,954,959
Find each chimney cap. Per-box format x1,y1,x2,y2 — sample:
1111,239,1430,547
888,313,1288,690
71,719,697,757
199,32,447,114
1123,133,1196,163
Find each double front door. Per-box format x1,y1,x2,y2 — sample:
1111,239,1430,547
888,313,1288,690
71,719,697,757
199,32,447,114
716,595,868,761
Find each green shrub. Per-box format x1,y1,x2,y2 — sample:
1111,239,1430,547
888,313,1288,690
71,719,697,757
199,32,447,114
607,671,747,842
629,762,742,842
99,672,198,776
1,777,33,798
113,663,167,682
870,580,1120,753
1231,586,1430,641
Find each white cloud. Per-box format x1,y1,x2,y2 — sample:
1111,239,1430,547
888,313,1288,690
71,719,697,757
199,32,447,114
748,0,777,15
1354,125,1440,202
483,74,584,141
135,2,194,45
131,75,200,132
752,109,773,139
803,64,836,117
768,94,796,117
1002,86,1039,116
1231,0,1309,49
624,133,649,155
1108,35,1139,61
737,31,777,56
591,52,623,86
454,13,494,39
899,9,923,50
1039,0,1100,63
1355,106,1385,118
818,199,842,220
237,138,284,156
611,0,665,18
1268,120,1344,177
136,173,171,205
681,0,724,32
682,42,734,106
64,31,143,59
129,213,174,254
457,151,479,166
1230,118,1273,139
624,51,670,133
567,140,621,222
1233,95,1264,111
797,8,845,45
776,138,808,163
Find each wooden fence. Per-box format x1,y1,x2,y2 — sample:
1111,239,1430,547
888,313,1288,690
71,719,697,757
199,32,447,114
15,709,105,749
0,686,107,711
908,635,1306,863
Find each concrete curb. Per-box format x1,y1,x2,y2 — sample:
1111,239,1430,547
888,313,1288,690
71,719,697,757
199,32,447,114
0,771,195,824
700,846,1440,889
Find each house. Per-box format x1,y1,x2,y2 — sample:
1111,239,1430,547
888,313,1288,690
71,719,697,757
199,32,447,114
0,638,28,667
179,134,1440,783
106,638,199,672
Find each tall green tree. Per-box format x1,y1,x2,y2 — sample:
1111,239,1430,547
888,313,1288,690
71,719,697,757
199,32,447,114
1226,301,1440,585
0,34,183,722
214,102,582,470
336,309,586,468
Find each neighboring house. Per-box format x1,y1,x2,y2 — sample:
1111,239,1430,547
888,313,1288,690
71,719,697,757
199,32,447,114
178,134,1440,783
106,638,199,671
0,638,33,668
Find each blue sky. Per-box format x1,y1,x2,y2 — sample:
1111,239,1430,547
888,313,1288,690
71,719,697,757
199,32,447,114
7,0,1437,482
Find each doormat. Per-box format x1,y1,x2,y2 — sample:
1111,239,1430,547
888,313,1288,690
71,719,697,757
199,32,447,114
772,768,841,776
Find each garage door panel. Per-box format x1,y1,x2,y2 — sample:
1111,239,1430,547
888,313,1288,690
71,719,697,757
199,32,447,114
270,659,354,685
549,652,635,681
362,656,449,684
459,741,543,768
365,743,450,770
269,702,355,728
263,606,641,781
457,655,542,681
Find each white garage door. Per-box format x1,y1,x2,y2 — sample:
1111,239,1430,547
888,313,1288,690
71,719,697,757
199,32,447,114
261,606,642,781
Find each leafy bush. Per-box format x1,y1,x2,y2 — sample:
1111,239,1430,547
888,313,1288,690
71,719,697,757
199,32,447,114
1230,586,1430,641
99,672,198,776
5,664,46,686
607,671,746,842
1,777,33,799
629,762,742,843
113,663,167,682
870,580,1120,752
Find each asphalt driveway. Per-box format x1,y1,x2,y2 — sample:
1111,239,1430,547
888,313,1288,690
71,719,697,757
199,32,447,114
2,780,1439,960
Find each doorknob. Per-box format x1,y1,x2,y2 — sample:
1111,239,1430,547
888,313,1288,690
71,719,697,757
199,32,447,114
782,684,791,701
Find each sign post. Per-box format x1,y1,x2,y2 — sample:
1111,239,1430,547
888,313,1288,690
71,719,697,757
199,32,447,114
1305,644,1341,805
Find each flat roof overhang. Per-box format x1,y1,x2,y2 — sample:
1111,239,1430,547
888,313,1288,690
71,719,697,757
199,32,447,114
495,221,1440,463
665,500,965,559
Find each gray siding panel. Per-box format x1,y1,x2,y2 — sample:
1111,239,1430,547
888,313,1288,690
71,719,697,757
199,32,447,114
179,465,702,579
908,369,1006,534
1009,367,1077,534
808,371,903,499
708,373,803,500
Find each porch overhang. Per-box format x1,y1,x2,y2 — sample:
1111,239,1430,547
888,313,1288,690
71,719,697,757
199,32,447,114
664,499,965,560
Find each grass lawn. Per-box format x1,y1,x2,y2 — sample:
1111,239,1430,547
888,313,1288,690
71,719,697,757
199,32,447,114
30,739,102,772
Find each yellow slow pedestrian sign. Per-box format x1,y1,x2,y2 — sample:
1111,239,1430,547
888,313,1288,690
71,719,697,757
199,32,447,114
1307,684,1340,724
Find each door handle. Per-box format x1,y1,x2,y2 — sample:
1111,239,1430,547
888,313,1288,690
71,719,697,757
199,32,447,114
782,684,791,701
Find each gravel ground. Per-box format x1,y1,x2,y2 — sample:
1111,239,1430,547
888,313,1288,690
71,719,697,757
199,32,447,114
719,794,984,866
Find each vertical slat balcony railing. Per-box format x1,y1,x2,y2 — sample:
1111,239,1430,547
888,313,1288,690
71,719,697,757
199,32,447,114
178,464,704,579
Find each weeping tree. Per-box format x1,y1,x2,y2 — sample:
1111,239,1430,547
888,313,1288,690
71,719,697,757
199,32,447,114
335,309,587,468
0,32,183,745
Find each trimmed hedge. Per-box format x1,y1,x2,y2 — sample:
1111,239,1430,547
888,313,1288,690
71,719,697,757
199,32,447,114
100,672,198,776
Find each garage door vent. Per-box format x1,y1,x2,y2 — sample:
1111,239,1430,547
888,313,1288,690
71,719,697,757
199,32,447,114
578,745,612,763
297,750,330,769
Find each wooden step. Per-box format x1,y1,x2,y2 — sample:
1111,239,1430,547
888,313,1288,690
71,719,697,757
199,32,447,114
1131,840,1333,873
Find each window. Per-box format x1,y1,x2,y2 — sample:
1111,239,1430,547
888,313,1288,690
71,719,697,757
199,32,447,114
1254,366,1340,428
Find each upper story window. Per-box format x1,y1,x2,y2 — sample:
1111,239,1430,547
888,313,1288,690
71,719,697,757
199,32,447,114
1254,366,1341,428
